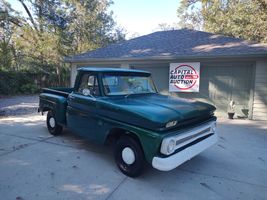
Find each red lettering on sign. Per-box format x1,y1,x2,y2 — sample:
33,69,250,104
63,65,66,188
185,75,198,79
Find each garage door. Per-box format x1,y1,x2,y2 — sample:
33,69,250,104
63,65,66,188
133,63,254,118
203,65,253,117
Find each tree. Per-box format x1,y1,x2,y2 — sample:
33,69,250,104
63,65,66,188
155,23,180,31
177,0,203,30
4,0,125,84
0,0,21,70
15,0,124,62
177,0,267,43
66,0,125,54
0,0,125,93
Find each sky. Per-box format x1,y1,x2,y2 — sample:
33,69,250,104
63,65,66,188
8,0,180,38
111,0,180,37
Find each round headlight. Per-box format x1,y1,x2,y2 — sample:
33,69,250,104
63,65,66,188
167,139,176,154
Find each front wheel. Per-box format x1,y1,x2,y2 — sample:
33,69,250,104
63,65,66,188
114,136,145,177
46,110,63,136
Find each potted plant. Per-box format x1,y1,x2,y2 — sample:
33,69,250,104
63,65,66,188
241,107,249,118
227,100,235,119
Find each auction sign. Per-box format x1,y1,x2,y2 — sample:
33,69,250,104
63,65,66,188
169,62,200,92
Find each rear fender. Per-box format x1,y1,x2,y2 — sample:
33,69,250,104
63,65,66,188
39,93,67,125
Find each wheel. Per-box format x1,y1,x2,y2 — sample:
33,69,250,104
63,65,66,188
46,110,63,135
114,136,145,177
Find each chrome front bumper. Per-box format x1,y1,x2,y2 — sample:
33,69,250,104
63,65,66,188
152,121,218,171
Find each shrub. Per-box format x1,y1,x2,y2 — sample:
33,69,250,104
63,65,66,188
20,83,39,94
0,69,70,95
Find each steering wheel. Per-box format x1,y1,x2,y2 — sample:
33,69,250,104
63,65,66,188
133,85,144,92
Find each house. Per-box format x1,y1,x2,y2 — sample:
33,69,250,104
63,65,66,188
65,29,267,120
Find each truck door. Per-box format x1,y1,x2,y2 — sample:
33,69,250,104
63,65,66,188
67,72,100,140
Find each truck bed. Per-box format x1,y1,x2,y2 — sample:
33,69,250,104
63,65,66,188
41,87,74,98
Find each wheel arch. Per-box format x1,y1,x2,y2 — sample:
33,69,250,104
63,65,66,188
104,125,162,164
105,127,143,149
44,106,67,125
41,106,52,113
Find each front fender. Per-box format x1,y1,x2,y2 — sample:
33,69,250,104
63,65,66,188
99,116,163,164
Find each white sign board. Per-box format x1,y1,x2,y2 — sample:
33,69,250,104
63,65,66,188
169,62,200,92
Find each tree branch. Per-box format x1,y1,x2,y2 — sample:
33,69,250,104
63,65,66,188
18,0,39,32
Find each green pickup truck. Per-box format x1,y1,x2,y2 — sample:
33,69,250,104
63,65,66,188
39,67,217,177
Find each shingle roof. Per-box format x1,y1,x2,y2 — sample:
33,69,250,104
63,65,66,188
65,29,267,63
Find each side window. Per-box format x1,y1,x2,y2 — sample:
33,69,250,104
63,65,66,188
77,74,100,96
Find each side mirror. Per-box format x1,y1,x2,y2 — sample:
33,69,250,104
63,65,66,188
82,88,91,96
82,88,96,100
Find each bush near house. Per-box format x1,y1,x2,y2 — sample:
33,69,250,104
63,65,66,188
0,70,70,95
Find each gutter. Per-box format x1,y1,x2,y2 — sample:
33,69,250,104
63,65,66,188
64,53,267,64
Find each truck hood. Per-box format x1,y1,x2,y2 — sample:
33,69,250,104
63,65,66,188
100,93,216,130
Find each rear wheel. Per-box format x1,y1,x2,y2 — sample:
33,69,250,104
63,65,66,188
46,110,63,135
114,136,145,177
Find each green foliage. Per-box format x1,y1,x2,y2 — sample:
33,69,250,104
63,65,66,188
0,70,36,95
177,0,267,43
20,83,38,94
0,0,21,70
0,69,70,95
0,39,12,70
177,0,203,30
0,0,125,94
66,0,125,54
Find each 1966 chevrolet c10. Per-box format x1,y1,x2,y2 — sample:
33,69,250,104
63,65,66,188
39,67,217,177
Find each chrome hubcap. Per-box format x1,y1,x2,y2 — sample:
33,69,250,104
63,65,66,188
49,117,56,128
122,147,135,165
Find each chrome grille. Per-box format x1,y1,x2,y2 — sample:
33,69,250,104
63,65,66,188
176,127,211,146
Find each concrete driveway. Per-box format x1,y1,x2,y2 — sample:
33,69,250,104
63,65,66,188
0,114,267,200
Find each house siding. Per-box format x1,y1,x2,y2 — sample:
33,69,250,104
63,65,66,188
252,60,267,120
132,61,254,118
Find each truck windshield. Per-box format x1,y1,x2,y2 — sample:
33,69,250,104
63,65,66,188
102,74,157,96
